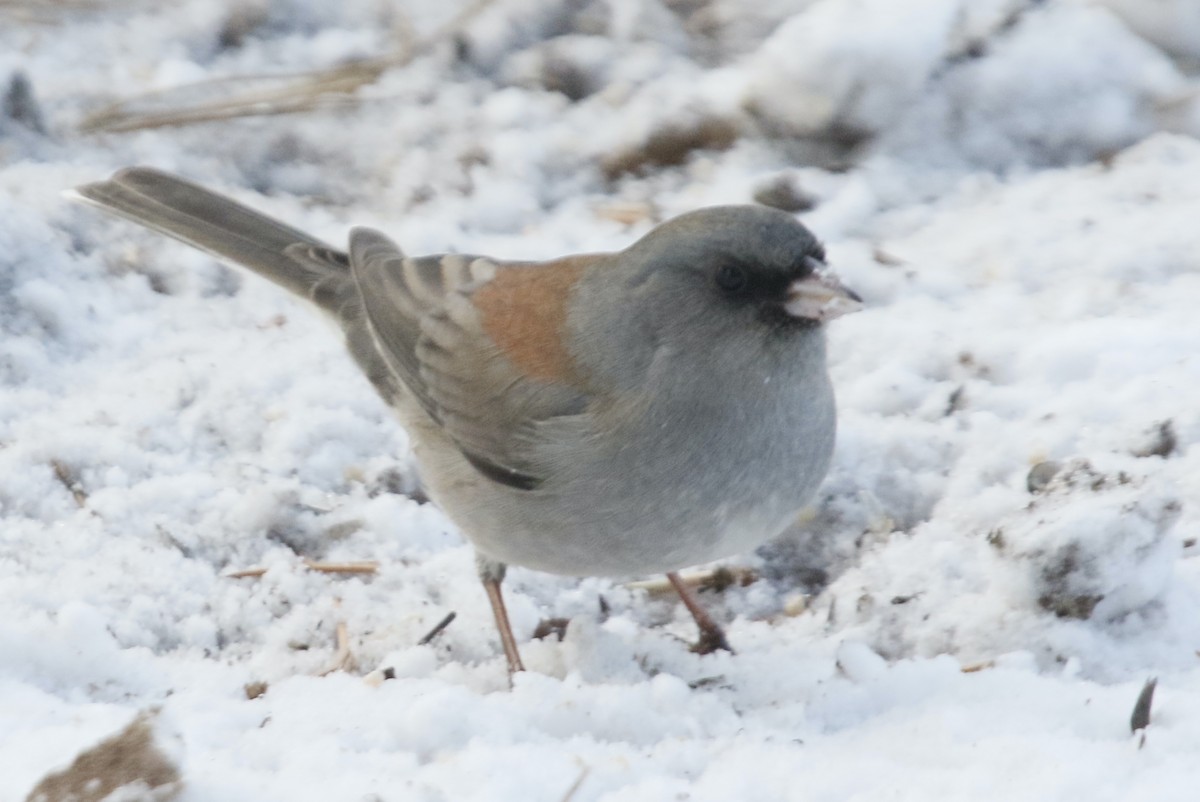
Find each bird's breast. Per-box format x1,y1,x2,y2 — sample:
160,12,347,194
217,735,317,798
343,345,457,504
433,335,838,577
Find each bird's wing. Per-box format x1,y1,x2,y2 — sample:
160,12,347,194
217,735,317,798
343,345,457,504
347,227,593,490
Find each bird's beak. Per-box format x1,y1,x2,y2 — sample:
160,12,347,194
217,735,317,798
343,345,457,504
784,257,863,322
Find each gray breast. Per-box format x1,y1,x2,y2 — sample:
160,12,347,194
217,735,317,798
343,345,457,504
488,330,837,576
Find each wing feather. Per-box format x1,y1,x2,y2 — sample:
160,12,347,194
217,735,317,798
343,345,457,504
346,228,590,490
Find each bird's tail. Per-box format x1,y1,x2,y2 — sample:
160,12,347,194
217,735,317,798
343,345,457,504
70,167,350,310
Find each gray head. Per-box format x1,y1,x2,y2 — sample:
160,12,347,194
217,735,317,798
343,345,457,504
621,205,859,335
568,205,861,391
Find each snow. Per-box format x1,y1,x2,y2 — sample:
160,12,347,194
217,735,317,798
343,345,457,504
2,0,1200,799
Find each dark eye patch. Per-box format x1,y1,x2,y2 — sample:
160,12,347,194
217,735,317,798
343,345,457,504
715,264,748,292
711,259,791,306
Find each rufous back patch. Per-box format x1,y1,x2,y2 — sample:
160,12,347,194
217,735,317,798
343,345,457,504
473,256,592,383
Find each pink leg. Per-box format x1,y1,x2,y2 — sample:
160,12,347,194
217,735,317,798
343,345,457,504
667,572,734,655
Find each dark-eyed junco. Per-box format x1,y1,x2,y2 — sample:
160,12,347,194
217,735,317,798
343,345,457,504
72,168,861,674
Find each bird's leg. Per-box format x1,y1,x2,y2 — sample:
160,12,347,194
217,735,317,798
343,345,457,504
666,571,734,655
476,554,526,675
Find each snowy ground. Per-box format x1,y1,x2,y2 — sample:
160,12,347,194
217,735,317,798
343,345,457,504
2,0,1200,799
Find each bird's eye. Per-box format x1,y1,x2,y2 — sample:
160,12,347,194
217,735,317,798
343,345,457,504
715,264,748,293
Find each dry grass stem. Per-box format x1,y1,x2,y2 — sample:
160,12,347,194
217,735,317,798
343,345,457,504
626,566,757,596
50,460,88,507
225,560,379,579
224,566,268,578
320,618,358,676
558,767,590,802
80,0,498,133
305,560,379,575
417,611,458,645
0,0,113,25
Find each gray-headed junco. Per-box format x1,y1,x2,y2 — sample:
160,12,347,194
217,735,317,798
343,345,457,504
72,168,861,673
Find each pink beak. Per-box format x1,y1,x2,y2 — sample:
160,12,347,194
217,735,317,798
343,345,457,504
784,257,863,322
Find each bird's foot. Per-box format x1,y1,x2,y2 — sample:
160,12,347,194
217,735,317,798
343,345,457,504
690,622,734,655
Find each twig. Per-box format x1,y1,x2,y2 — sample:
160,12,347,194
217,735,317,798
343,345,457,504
320,611,358,675
558,767,590,802
417,611,457,645
0,0,110,25
80,0,499,133
593,201,657,226
50,460,88,507
80,64,379,133
626,566,757,596
225,566,269,579
1131,677,1157,742
304,559,379,575
224,559,379,579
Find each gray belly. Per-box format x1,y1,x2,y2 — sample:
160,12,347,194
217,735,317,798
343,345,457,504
438,376,837,577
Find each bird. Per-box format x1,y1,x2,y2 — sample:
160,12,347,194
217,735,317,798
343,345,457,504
71,167,862,674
